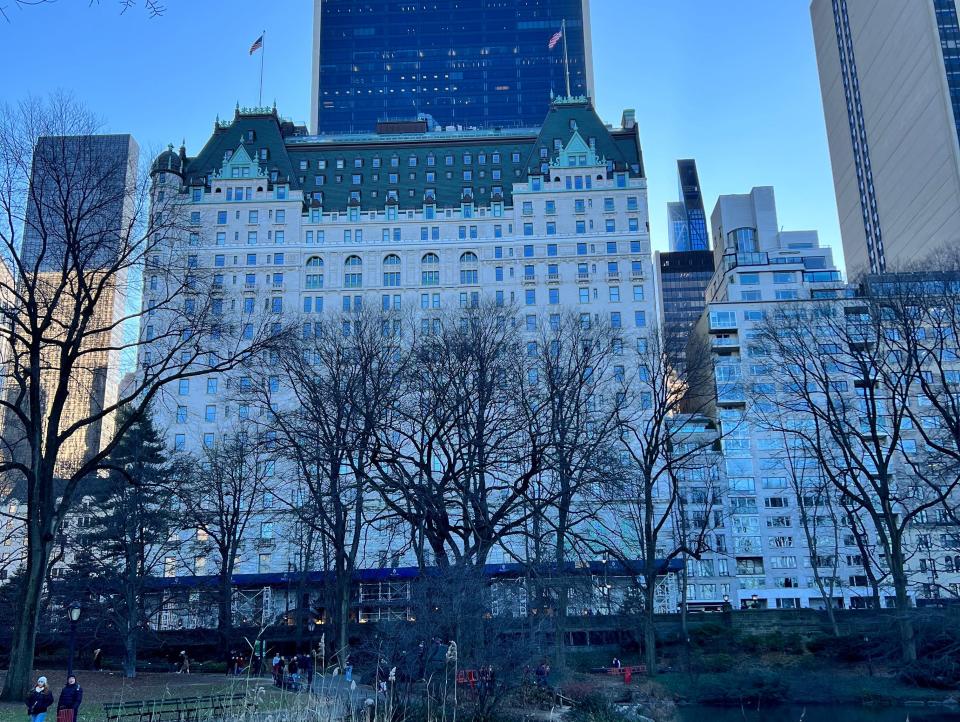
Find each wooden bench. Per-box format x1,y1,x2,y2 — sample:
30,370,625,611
104,693,246,722
590,664,647,676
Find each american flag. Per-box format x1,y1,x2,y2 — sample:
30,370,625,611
249,34,263,55
548,29,562,49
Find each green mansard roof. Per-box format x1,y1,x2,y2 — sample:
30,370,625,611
177,98,644,212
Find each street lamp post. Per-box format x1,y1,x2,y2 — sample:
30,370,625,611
67,601,82,676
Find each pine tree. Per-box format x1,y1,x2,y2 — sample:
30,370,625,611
72,405,180,677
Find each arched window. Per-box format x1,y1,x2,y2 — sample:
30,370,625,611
383,254,401,287
345,255,362,288
421,252,440,286
305,256,324,289
460,251,478,285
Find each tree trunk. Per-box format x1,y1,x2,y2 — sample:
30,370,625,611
643,578,657,675
553,506,569,669
124,624,138,679
337,578,350,667
1,526,50,700
123,573,139,678
218,573,233,656
890,552,917,662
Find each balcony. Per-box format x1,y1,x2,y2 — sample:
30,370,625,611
607,272,621,282
523,274,537,284
547,273,560,283
577,272,590,283
244,282,257,291
712,335,740,351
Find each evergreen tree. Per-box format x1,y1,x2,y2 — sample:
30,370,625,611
70,405,179,677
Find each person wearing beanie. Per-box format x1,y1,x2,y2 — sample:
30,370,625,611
26,676,54,722
56,675,83,722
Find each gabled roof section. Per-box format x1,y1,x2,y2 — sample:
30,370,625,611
183,107,303,189
527,98,644,178
216,142,266,180
554,129,601,168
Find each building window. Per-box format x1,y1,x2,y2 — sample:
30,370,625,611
421,252,440,285
383,253,401,286
345,255,363,288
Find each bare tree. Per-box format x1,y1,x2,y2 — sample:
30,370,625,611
595,327,724,674
370,305,545,656
0,1,165,23
0,96,280,698
752,293,960,662
520,312,622,665
176,432,275,655
374,306,544,567
252,308,403,664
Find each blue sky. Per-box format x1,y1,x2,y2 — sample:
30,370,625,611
0,0,843,269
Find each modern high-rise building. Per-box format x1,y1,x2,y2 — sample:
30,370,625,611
655,250,714,364
811,0,960,275
310,0,595,134
4,134,138,475
658,160,712,363
670,159,709,252
19,135,139,272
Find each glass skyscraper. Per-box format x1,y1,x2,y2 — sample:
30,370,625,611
667,159,709,252
657,250,715,366
310,0,594,134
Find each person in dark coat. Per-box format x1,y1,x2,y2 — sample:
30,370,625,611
26,676,54,722
56,676,83,722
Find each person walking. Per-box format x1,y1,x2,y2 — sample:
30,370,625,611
271,654,281,686
56,676,83,722
92,649,102,672
26,677,54,722
177,650,190,674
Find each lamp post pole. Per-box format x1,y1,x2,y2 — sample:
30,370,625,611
67,601,82,676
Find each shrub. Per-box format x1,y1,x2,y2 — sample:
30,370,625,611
695,671,790,706
691,653,735,673
687,623,738,653
567,693,629,722
898,658,960,690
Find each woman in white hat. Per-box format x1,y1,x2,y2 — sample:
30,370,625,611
25,676,53,722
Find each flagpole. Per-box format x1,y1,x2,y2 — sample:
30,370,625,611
562,19,571,98
258,30,266,106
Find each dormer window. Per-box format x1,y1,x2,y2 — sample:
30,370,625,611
246,130,256,142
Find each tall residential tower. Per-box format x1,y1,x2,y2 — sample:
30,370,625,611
811,0,960,275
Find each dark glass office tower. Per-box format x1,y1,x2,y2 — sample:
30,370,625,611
311,0,594,134
673,159,709,252
657,250,715,366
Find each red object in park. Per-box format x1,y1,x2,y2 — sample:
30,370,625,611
624,667,633,684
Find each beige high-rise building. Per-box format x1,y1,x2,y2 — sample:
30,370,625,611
2,134,138,476
811,0,960,275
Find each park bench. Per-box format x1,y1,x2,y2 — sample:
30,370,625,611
103,692,246,722
589,664,647,676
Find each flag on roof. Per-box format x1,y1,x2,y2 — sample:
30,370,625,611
249,34,263,55
548,30,562,49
